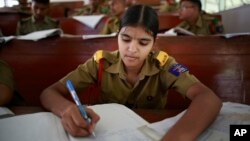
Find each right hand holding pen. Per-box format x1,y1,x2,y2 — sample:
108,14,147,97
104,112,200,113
61,104,100,137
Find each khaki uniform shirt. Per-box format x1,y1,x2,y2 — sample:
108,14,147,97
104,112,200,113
60,50,199,109
16,16,59,35
0,60,25,105
0,60,14,90
158,3,178,13
73,5,109,16
100,16,119,35
177,13,224,35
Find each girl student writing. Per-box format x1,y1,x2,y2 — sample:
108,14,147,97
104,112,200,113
40,4,222,141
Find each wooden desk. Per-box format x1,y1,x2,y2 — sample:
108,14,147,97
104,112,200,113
0,11,30,36
158,13,182,32
59,16,108,35
155,35,250,105
10,106,183,123
1,35,250,107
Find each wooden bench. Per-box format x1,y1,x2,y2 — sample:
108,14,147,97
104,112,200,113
59,14,181,35
157,13,182,32
0,8,182,36
0,8,30,36
1,35,250,108
59,16,109,35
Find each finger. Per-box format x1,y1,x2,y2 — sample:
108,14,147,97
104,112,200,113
61,115,89,137
86,107,100,125
85,107,100,133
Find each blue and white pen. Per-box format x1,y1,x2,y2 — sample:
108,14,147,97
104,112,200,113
66,80,96,137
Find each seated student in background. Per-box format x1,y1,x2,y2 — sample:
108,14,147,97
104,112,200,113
100,0,126,34
40,4,222,141
14,0,31,14
16,0,59,35
72,0,109,16
0,60,14,106
158,0,178,13
176,0,224,35
0,60,25,106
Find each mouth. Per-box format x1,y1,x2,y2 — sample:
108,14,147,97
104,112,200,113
125,55,138,61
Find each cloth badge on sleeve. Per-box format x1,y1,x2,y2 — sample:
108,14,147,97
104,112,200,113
168,64,188,76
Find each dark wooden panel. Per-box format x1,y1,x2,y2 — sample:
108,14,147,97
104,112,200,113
0,12,30,36
157,13,182,32
1,35,250,107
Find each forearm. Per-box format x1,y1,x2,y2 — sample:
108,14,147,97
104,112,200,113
40,84,74,117
161,84,222,141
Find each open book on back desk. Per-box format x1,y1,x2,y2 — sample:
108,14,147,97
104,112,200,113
0,103,152,141
16,28,63,41
158,27,195,37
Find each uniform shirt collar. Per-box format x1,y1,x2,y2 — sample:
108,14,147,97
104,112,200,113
179,14,203,29
195,15,203,28
105,52,160,80
31,16,50,24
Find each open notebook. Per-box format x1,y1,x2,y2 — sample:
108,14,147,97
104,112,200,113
140,102,250,141
73,15,105,29
0,103,151,141
0,29,62,43
0,107,14,119
158,27,195,37
16,28,63,41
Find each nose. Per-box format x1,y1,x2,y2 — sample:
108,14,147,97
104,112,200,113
128,41,138,53
36,9,42,15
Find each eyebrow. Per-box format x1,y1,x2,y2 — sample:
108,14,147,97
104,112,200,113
120,33,152,42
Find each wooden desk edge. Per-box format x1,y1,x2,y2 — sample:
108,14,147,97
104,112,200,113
9,106,184,123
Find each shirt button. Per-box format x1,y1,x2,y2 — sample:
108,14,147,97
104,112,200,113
147,96,153,101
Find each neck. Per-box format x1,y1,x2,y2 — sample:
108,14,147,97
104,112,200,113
124,65,142,87
187,12,200,25
34,16,45,23
124,62,144,76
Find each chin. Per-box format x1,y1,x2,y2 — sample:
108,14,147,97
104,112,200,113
124,62,139,69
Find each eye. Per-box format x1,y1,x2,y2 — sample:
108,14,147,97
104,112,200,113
139,40,150,46
121,35,131,43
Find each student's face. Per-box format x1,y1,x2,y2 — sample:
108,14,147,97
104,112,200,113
109,0,125,17
31,2,49,20
166,0,175,5
118,26,154,70
178,1,197,20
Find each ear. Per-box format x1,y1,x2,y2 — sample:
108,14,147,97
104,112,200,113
151,42,157,52
152,37,160,52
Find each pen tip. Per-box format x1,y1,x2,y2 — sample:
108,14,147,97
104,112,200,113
92,132,96,137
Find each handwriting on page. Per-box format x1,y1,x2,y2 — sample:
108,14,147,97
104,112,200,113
70,128,153,141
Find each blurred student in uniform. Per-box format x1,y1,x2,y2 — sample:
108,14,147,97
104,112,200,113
15,0,31,14
0,60,14,106
73,0,109,16
159,0,179,13
100,0,127,34
0,60,25,106
176,0,224,35
16,0,59,35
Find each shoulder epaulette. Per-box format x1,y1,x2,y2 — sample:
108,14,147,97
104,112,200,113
20,17,31,23
94,50,103,63
155,51,169,67
202,14,216,21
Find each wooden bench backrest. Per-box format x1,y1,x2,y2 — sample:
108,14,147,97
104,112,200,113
1,35,250,108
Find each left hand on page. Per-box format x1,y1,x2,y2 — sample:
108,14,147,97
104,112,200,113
61,104,100,137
